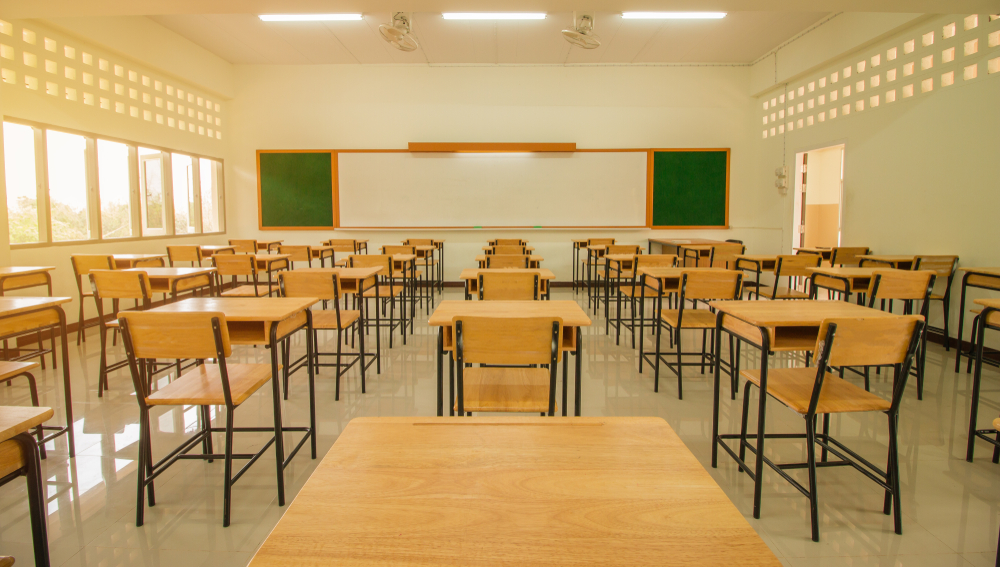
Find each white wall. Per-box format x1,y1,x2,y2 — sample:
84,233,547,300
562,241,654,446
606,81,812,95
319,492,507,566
227,63,782,280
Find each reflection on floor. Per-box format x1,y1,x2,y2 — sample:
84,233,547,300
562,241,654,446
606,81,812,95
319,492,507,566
0,288,998,566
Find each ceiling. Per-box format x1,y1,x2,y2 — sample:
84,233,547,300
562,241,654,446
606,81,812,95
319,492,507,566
148,11,831,65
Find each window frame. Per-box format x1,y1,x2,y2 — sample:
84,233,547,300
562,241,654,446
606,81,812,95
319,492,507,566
4,117,226,248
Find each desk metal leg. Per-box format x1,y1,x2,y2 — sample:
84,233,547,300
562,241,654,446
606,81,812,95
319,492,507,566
751,349,770,519
955,276,969,372
57,309,75,458
13,431,49,567
268,329,286,507
574,330,582,416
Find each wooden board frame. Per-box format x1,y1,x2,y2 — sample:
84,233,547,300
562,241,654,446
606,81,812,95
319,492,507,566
647,148,730,230
256,147,730,230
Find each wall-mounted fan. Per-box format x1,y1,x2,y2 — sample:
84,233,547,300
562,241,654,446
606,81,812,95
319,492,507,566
379,12,419,52
562,12,600,49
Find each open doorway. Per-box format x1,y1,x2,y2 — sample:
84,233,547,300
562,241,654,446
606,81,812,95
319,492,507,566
792,144,844,250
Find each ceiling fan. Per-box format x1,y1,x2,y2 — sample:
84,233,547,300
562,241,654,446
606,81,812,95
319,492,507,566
379,12,419,52
562,12,601,49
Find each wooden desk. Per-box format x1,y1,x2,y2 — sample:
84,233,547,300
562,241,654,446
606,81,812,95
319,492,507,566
476,255,543,269
296,267,381,295
112,253,167,269
708,300,895,521
124,267,216,298
147,297,318,503
0,266,57,368
199,245,236,257
247,416,781,567
482,246,535,252
459,268,555,299
858,255,917,270
429,301,591,417
735,255,777,296
0,297,74,457
257,240,283,253
967,298,1000,461
649,238,726,254
571,239,589,293
806,266,891,301
0,406,53,567
309,246,336,267
955,268,1000,373
254,254,291,275
794,247,833,262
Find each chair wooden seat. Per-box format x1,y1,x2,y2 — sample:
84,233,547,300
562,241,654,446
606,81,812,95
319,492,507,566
0,361,39,382
659,309,717,329
221,284,273,297
929,292,944,300
363,285,405,298
757,286,810,299
455,367,554,413
740,367,891,415
146,363,273,407
311,310,361,330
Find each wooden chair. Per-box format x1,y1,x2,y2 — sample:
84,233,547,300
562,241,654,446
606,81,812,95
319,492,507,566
71,254,115,344
585,238,616,310
454,316,562,415
478,272,540,301
830,246,871,267
616,254,678,348
0,362,45,452
490,238,526,246
90,270,154,397
711,242,746,269
489,245,527,255
403,238,442,293
213,254,273,297
349,255,406,362
913,255,959,350
324,239,360,255
486,255,530,269
647,270,743,399
967,305,1000,463
119,310,286,528
278,245,314,268
866,270,936,400
167,246,203,267
383,245,426,312
279,271,366,401
0,420,50,566
756,254,820,300
228,239,258,254
735,316,923,541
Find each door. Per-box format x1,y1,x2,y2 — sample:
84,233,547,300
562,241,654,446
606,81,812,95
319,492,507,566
793,144,844,250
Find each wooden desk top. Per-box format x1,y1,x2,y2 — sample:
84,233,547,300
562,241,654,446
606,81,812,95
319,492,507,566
0,406,53,444
124,267,216,280
296,267,382,281
148,297,317,322
247,416,780,567
475,255,544,263
0,296,72,316
708,300,893,327
858,255,916,263
0,266,55,277
638,267,731,279
961,267,1000,277
429,300,591,327
200,245,236,252
650,238,726,246
459,268,555,280
112,253,167,260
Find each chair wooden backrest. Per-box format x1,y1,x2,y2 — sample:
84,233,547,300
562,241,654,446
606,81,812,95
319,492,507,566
490,245,526,255
478,272,539,301
71,254,115,293
278,245,313,264
680,270,743,301
486,255,530,269
382,245,415,255
830,247,870,267
213,254,257,277
134,257,165,268
279,271,341,301
90,270,153,302
867,270,935,302
491,238,525,246
587,238,615,246
635,254,678,269
726,239,744,245
167,246,203,266
454,316,562,365
228,239,258,254
808,316,924,415
324,239,358,253
119,311,231,362
404,239,434,246
775,254,822,277
711,243,746,268
349,254,392,274
606,245,641,255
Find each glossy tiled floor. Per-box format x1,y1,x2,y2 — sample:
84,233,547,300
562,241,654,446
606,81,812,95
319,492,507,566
1,288,999,566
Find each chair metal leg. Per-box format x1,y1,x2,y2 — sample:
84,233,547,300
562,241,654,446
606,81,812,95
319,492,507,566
805,417,820,542
223,408,235,528
14,432,50,567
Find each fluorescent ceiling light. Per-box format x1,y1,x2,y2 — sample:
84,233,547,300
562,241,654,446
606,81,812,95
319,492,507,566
442,13,546,20
259,14,363,22
622,12,727,19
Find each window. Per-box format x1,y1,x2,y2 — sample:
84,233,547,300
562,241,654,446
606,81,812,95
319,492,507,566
3,123,39,243
200,158,222,233
97,139,132,238
138,147,165,236
46,130,90,241
171,153,196,234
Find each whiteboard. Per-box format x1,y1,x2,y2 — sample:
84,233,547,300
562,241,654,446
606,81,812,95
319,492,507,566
337,152,647,228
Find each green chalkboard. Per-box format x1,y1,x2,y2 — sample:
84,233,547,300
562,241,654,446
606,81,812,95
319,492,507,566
258,151,334,228
650,150,729,228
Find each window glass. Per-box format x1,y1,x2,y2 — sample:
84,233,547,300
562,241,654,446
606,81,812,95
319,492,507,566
171,153,196,234
46,130,90,241
3,123,39,243
200,158,220,233
97,139,131,238
138,147,164,236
